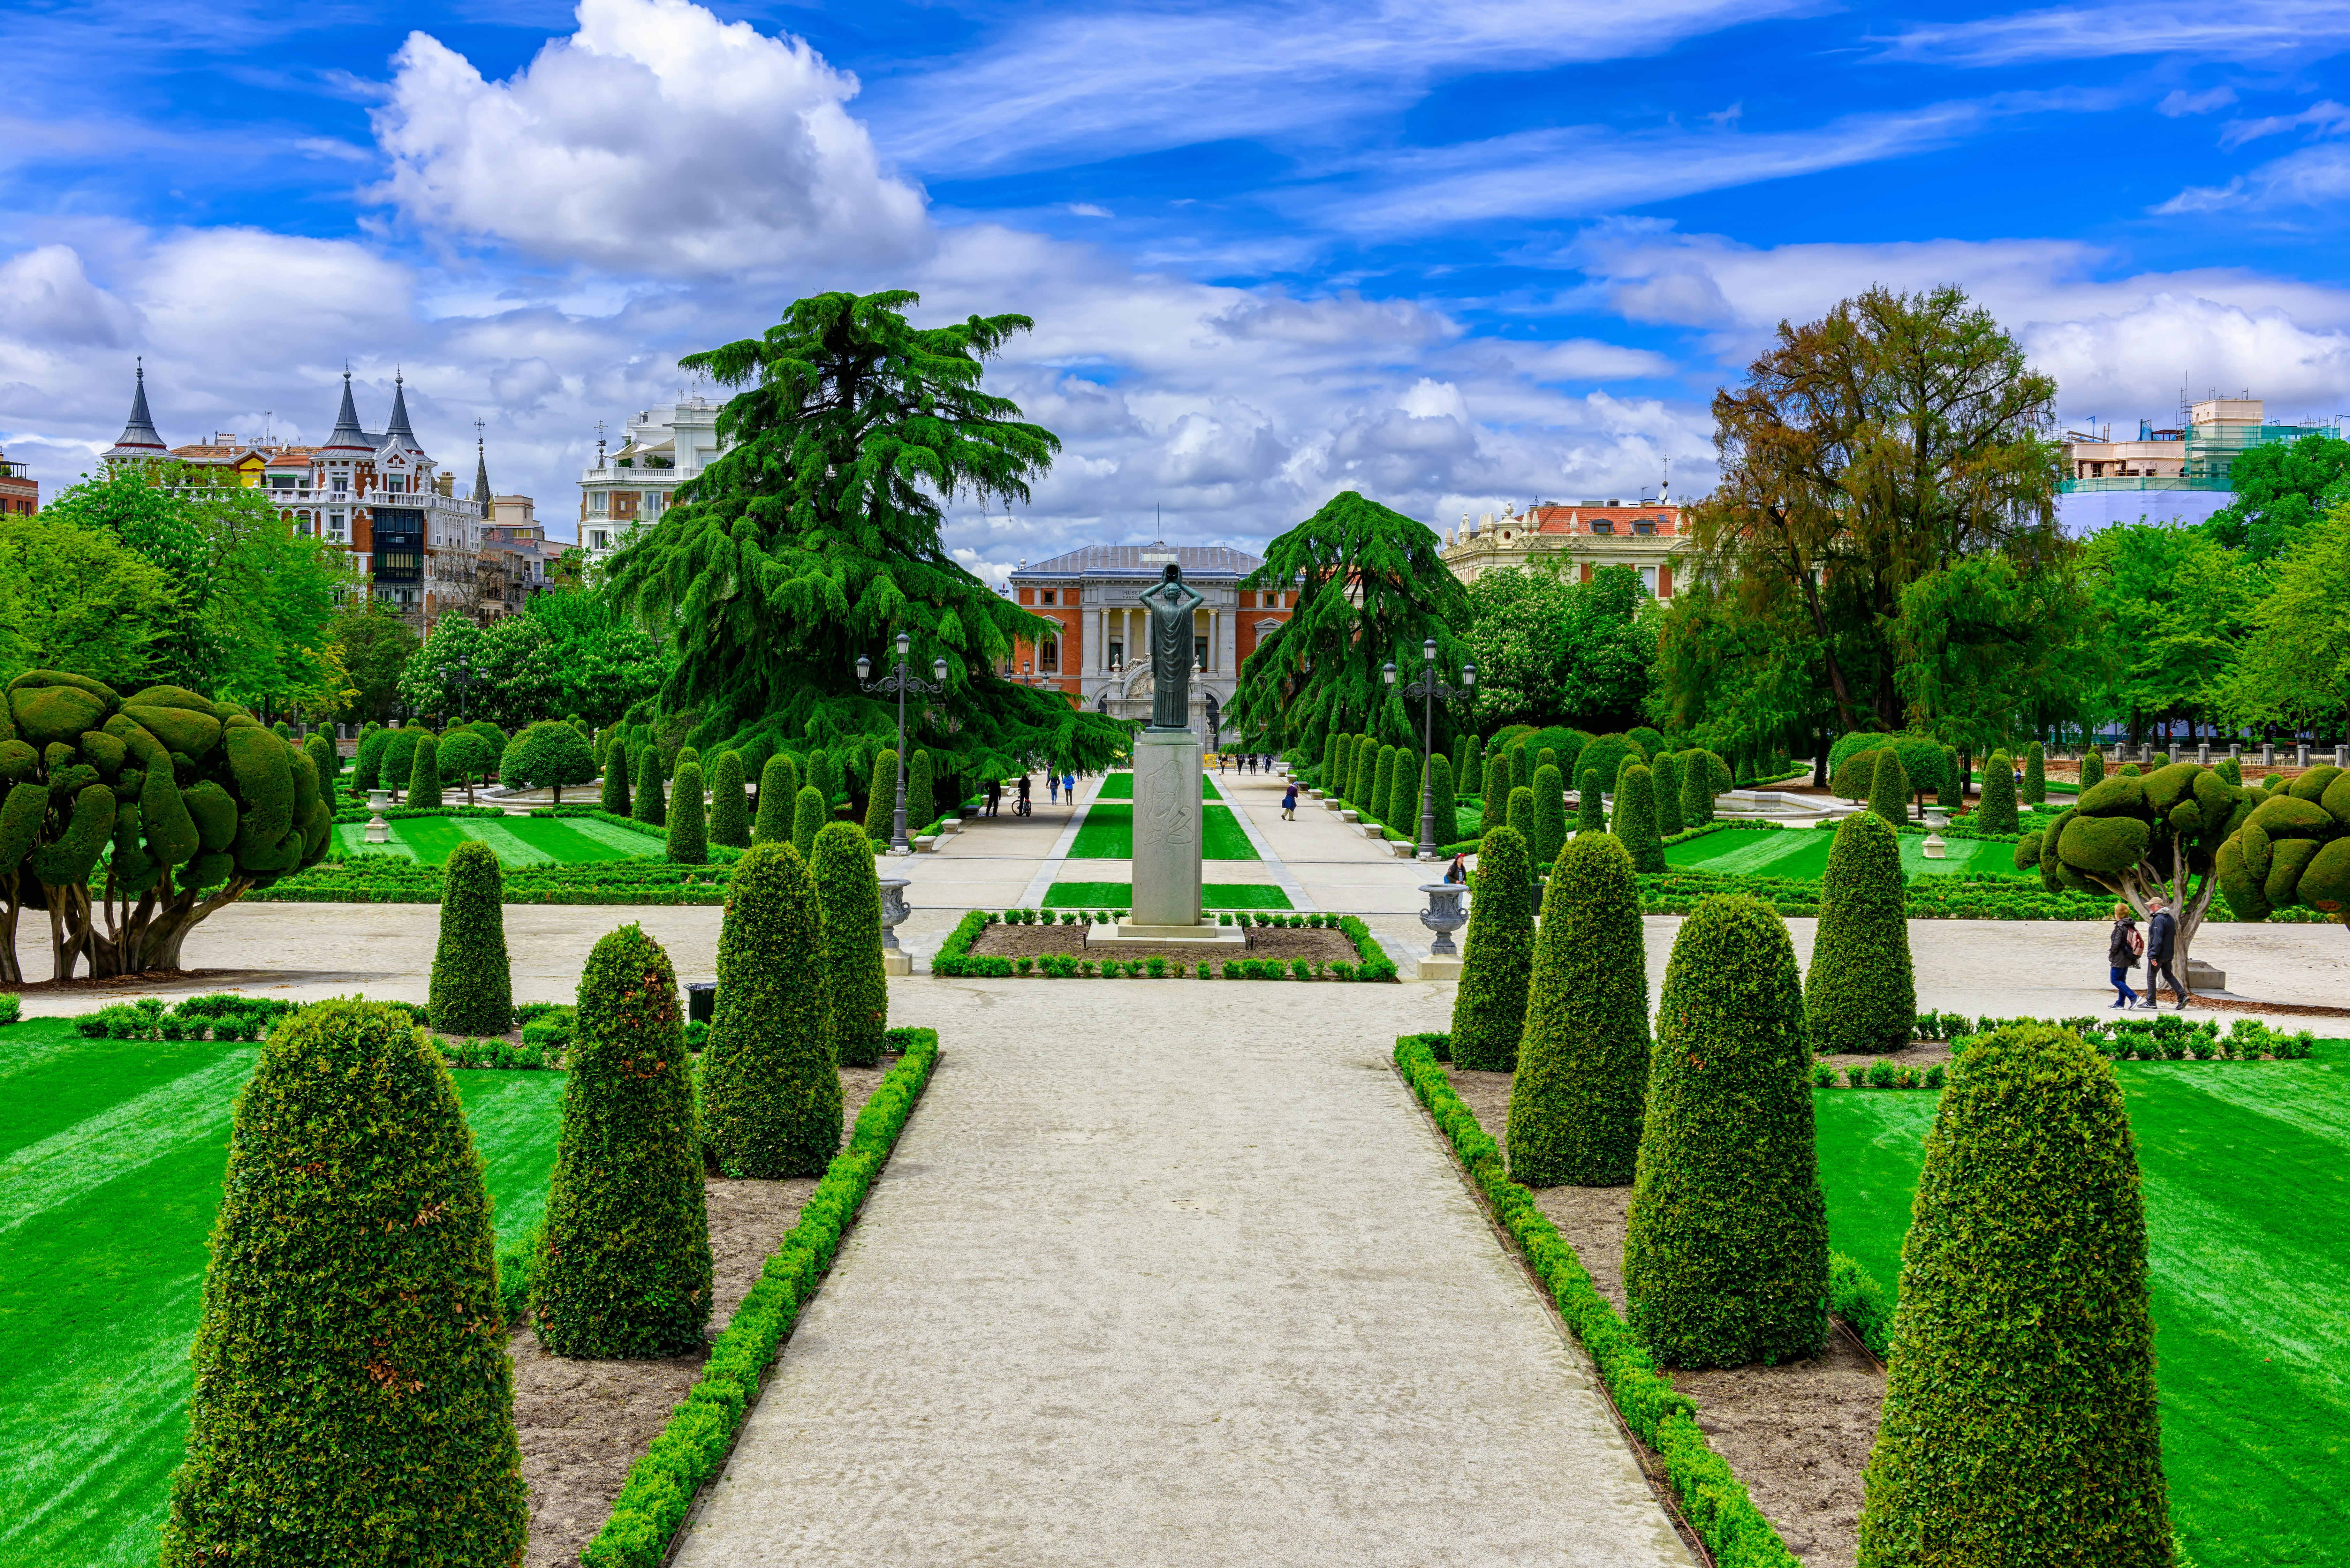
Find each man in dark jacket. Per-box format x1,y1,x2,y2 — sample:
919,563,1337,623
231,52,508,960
2144,897,2187,1009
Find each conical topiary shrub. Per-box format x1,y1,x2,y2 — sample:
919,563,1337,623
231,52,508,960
1506,784,1532,840
1938,745,1961,810
1530,763,1565,867
1372,746,1396,827
1386,747,1418,838
1507,832,1648,1187
1481,754,1510,835
161,1000,526,1565
303,733,338,799
1868,747,1910,825
792,784,827,859
863,751,898,841
531,925,710,1357
407,733,442,810
1578,767,1607,835
1805,810,1914,1054
428,840,510,1037
601,736,631,816
1857,1024,2170,1565
382,728,420,801
1978,748,2018,833
701,843,841,1176
1459,735,1482,799
1613,765,1665,871
1351,736,1378,810
354,725,390,793
907,748,935,833
1451,825,1535,1070
2023,741,2047,806
1651,751,1684,838
1427,753,1458,847
811,820,886,1068
632,744,665,826
666,761,707,863
709,751,751,848
1623,895,1827,1368
1322,731,1343,790
754,753,798,844
2081,747,2106,792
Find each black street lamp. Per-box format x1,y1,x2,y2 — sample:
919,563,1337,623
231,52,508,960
859,632,950,855
1384,639,1476,860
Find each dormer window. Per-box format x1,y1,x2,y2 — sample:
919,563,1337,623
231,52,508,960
1634,518,1655,535
1590,519,1614,535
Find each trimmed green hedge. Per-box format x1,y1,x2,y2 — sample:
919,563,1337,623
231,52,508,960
666,761,708,864
709,751,750,848
930,911,1399,980
580,1029,938,1568
812,821,888,1068
702,843,841,1177
1804,812,1914,1054
1507,832,1648,1187
1395,1035,1801,1568
1451,826,1534,1069
428,840,511,1036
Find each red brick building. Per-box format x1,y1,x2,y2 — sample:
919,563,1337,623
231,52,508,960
0,448,36,516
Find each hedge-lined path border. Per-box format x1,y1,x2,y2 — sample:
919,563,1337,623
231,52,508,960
665,982,1691,1567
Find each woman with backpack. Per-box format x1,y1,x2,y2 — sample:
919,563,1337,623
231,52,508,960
2107,903,2142,1008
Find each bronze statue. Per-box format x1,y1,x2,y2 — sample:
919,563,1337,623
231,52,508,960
1139,563,1204,731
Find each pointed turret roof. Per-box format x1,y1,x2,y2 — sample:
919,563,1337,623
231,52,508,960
103,361,170,459
320,369,373,456
385,373,418,447
474,438,492,520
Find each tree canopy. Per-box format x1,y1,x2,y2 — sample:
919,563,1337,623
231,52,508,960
2201,431,2350,561
1463,560,1656,733
603,289,1125,776
0,512,181,690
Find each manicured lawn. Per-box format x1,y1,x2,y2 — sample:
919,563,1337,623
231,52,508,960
0,1019,566,1568
1067,803,1260,860
331,815,659,868
1815,1043,2350,1568
1041,880,1293,909
1091,773,1224,800
1662,826,2030,881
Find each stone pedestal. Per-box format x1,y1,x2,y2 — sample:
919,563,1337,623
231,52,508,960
1922,833,1947,859
2186,957,2226,993
883,952,913,976
1131,727,1203,930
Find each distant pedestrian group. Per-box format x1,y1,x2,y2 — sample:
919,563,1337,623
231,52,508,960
2108,899,2187,1009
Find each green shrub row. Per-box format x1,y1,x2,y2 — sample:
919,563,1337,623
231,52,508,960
992,907,1343,927
578,1028,939,1568
1812,1060,1947,1090
932,912,1396,979
329,803,512,825
1910,1008,2323,1060
1393,1033,1802,1568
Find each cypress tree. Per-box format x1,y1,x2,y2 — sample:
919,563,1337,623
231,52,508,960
1578,766,1607,835
1330,734,1352,802
2023,741,2047,805
1451,825,1535,1070
863,750,899,840
1868,747,1910,824
792,784,827,860
1322,730,1342,790
1459,734,1482,798
907,748,935,833
709,750,751,847
428,841,510,1036
382,728,421,801
1481,753,1510,835
600,735,631,816
701,844,841,1176
666,762,708,863
1613,765,1665,871
160,1000,525,1566
753,753,797,843
1508,831,1648,1187
1506,784,1533,840
1530,763,1565,866
1938,744,1962,810
1427,753,1458,847
1372,745,1396,827
1623,895,1827,1368
303,732,339,797
632,744,665,826
674,746,699,777
1858,1025,2170,1565
1978,748,2019,833
1652,750,1684,838
1511,738,1532,795
407,733,442,810
1350,736,1378,810
1387,747,1420,837
812,820,887,1068
1805,810,1914,1054
531,925,710,1357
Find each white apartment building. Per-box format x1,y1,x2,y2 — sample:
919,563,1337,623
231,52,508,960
577,396,725,561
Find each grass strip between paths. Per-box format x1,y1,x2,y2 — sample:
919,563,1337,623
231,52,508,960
1394,1033,1800,1568
580,1027,940,1568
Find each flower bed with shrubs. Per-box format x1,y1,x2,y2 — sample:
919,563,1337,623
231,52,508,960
930,908,1399,979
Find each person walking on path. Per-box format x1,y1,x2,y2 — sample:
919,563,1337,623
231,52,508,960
2106,903,2142,1008
1064,770,1076,803
986,778,1002,818
1281,781,1298,820
1016,773,1032,816
2143,896,2187,1008
1444,851,1468,885
1048,774,1060,806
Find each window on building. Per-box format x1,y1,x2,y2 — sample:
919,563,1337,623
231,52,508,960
387,475,405,494
588,492,608,514
332,474,348,496
590,530,608,549
1195,636,1209,670
1042,589,1056,605
1639,565,1658,596
1590,519,1614,534
1040,638,1059,672
328,511,346,538
1108,639,1124,668
1634,518,1655,535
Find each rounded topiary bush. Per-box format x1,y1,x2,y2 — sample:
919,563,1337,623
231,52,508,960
862,750,898,841
702,843,840,1175
812,820,887,1068
753,752,798,844
2023,741,2047,805
428,841,510,1037
160,999,526,1565
1505,784,1532,841
1977,748,2018,833
907,748,935,833
1451,825,1535,1070
1651,751,1684,838
666,761,708,864
709,750,750,848
1530,763,1565,867
1507,831,1648,1187
631,743,665,825
1612,765,1665,871
531,924,710,1358
1868,747,1909,824
1623,895,1827,1368
1579,767,1607,834
1857,1024,2170,1565
1578,733,1641,798
1481,754,1510,836
1805,810,1914,1054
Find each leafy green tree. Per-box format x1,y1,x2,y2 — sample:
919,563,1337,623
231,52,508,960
326,599,419,725
1227,491,1468,757
524,587,672,727
1452,825,1535,1069
702,844,840,1175
500,721,596,805
1507,832,1649,1187
2080,523,2260,752
603,290,1124,777
436,729,493,804
2201,430,2350,561
0,512,181,689
2023,760,2266,968
161,1001,525,1566
1461,561,1657,732
1896,552,2097,755
2215,509,2350,750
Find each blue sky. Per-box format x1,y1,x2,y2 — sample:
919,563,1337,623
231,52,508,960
5,0,2348,570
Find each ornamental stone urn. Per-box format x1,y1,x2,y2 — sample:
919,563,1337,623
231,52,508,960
365,789,391,844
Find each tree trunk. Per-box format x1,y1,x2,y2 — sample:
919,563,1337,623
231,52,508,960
0,876,20,986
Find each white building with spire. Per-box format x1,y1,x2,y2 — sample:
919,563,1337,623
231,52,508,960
576,394,726,562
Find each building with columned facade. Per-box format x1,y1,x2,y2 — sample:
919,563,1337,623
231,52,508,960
1004,543,1295,731
1438,499,1689,597
576,395,725,561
